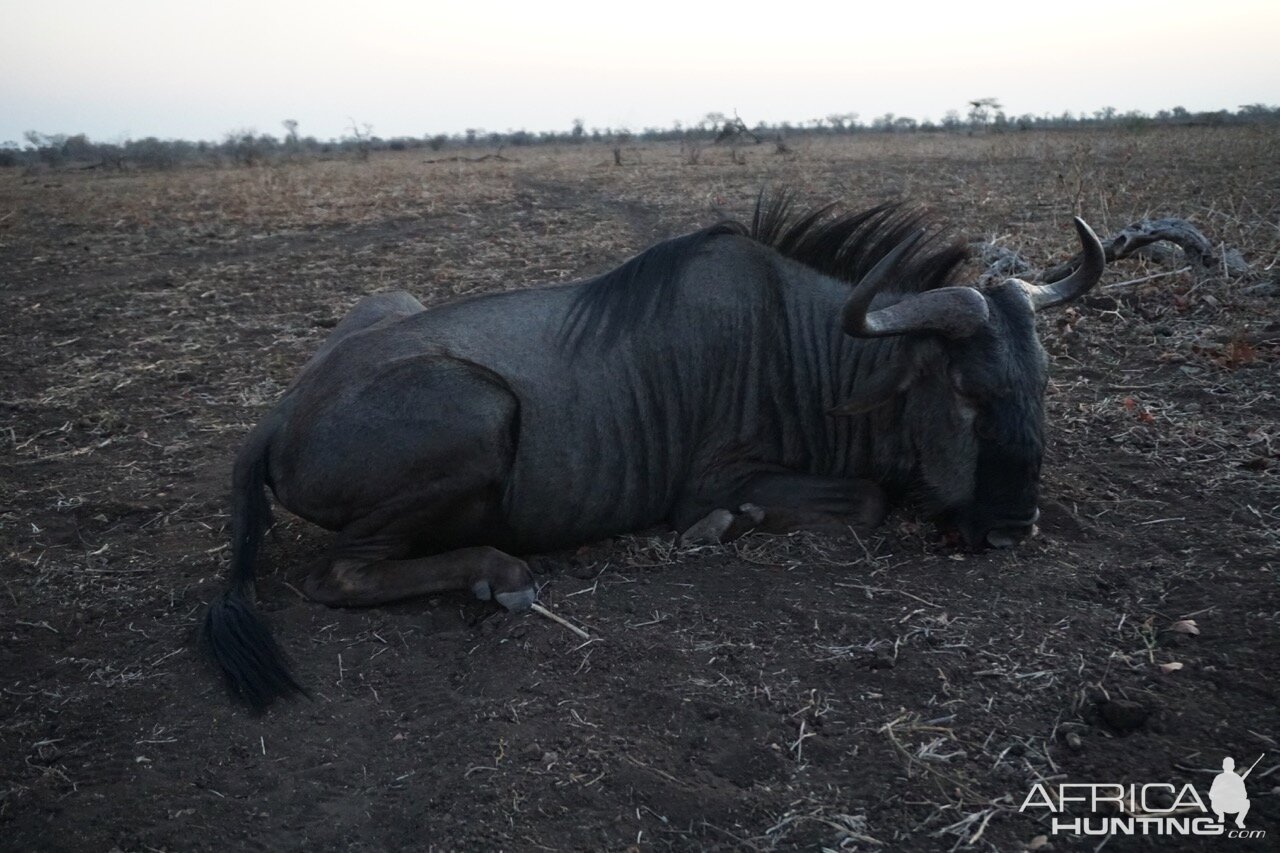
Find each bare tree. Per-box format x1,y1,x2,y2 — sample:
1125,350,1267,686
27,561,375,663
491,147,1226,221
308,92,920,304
714,114,761,145
345,118,373,161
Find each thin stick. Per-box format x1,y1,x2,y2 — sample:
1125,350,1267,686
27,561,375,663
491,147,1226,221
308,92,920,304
1101,266,1190,289
530,602,591,640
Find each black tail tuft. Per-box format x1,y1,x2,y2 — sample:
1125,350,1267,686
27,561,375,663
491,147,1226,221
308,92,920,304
202,588,305,712
201,421,305,712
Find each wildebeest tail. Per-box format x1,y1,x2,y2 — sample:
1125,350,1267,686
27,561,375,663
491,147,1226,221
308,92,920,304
201,422,304,711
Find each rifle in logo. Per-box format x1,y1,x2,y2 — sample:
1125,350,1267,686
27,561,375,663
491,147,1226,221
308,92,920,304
1209,753,1264,829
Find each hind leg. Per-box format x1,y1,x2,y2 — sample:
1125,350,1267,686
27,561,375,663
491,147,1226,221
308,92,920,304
274,350,535,609
304,545,535,611
309,292,426,362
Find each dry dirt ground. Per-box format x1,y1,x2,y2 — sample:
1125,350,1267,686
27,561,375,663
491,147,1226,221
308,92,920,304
1,129,1277,852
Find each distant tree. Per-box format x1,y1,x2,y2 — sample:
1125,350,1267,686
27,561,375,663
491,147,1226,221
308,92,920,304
58,133,95,162
941,110,962,131
714,114,761,145
224,128,274,166
282,119,299,144
345,118,373,160
128,136,181,169
826,112,858,132
1121,109,1149,130
24,130,69,166
701,112,726,135
967,97,1002,130
1237,103,1275,118
571,118,585,142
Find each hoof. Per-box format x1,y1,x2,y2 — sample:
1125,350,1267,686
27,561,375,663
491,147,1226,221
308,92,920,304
679,508,736,546
737,503,766,526
681,505,768,546
472,579,535,611
495,588,537,612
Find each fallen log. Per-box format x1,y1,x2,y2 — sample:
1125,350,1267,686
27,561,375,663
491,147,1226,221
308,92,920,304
1041,218,1249,282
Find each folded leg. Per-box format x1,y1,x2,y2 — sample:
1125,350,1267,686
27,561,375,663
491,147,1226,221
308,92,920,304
304,544,535,611
675,471,887,544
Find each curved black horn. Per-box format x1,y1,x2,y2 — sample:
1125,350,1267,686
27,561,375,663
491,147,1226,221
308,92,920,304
1017,217,1106,310
842,230,989,339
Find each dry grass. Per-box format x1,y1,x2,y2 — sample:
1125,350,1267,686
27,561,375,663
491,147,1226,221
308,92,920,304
1,126,1276,851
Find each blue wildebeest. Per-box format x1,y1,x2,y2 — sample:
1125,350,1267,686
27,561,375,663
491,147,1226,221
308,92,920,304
203,194,1105,709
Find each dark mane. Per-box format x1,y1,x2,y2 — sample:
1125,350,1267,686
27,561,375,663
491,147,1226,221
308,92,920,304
559,190,968,349
746,190,968,294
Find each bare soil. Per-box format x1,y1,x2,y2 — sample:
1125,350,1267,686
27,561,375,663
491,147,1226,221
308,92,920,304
2,129,1277,851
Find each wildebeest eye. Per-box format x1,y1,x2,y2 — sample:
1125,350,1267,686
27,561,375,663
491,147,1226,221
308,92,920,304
951,376,989,404
954,372,1012,403
950,372,976,400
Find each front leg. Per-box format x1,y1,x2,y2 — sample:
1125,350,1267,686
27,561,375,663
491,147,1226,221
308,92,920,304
740,471,888,534
678,504,766,546
673,471,887,544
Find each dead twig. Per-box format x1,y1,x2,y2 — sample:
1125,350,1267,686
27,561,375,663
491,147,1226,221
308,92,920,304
530,602,591,640
1101,266,1191,290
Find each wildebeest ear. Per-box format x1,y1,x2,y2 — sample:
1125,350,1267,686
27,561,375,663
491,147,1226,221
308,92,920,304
827,366,911,417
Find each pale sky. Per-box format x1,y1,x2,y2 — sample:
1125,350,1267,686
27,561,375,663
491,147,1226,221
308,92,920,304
2,0,1277,144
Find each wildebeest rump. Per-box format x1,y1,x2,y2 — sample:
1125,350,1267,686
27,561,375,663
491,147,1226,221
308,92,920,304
202,193,1105,710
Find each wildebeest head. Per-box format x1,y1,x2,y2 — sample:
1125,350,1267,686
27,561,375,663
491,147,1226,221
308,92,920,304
836,219,1105,548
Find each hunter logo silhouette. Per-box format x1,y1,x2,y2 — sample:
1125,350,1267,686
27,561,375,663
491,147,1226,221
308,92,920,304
1210,754,1263,829
1020,751,1270,838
